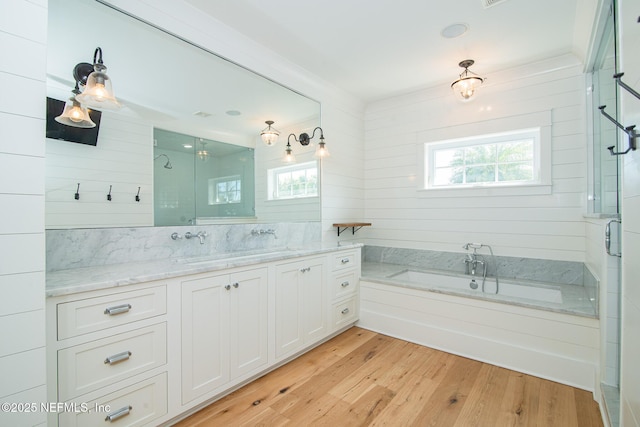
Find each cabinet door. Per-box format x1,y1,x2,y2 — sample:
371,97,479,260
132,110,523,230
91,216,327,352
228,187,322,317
229,268,268,379
181,274,230,404
274,257,327,359
301,258,327,343
274,262,304,359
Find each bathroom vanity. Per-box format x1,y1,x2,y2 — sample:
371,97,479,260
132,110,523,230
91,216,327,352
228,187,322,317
45,245,361,426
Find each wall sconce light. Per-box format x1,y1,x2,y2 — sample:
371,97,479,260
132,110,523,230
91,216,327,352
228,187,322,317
55,81,96,128
260,120,280,146
451,59,485,102
74,47,121,111
284,126,330,162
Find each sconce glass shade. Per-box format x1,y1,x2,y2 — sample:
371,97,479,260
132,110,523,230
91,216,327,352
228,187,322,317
283,142,296,163
76,64,121,111
55,96,96,128
197,140,210,161
314,138,330,158
261,120,280,146
451,60,484,102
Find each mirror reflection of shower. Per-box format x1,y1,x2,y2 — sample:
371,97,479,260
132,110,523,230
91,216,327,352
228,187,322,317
154,154,173,169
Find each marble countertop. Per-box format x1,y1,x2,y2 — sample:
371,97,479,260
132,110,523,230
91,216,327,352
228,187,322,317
46,243,362,297
361,261,597,318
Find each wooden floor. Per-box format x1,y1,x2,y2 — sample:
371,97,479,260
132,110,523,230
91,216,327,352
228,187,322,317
174,327,603,427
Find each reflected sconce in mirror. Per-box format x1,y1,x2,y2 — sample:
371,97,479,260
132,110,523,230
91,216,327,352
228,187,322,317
55,81,96,128
451,59,485,102
284,126,330,163
75,47,122,111
260,120,280,146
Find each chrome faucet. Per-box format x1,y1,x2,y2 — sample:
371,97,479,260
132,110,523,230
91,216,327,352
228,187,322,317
185,231,208,244
462,242,499,294
464,252,485,276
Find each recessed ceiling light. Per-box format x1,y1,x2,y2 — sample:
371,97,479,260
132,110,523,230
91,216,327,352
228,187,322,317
183,144,193,149
226,110,241,116
441,23,469,39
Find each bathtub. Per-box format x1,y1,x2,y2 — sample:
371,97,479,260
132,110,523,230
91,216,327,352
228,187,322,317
388,269,564,305
358,263,600,391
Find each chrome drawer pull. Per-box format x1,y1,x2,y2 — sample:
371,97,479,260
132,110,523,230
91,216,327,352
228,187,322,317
104,351,132,365
341,258,350,264
105,405,132,422
299,267,311,273
341,308,350,315
104,304,132,316
233,282,239,288
341,281,350,288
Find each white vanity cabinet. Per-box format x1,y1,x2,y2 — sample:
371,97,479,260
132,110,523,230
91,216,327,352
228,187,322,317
329,250,360,331
181,267,268,405
46,282,168,427
46,246,361,426
274,256,328,360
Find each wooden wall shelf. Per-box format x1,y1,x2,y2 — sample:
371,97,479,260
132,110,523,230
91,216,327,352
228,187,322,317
332,222,371,236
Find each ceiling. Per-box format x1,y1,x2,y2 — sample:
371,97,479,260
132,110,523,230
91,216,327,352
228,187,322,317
184,0,594,102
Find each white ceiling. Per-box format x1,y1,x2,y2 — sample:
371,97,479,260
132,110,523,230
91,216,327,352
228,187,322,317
184,0,593,102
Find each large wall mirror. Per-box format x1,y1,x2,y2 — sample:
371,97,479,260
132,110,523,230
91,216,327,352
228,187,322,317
45,0,321,228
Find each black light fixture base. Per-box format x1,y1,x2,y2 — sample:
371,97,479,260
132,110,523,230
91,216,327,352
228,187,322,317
298,133,311,146
73,62,94,86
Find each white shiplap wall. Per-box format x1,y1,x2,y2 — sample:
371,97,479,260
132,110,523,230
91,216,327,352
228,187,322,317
45,113,153,228
363,54,588,261
0,0,48,425
618,0,640,424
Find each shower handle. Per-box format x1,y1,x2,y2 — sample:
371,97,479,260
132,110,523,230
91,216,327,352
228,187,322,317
605,219,621,257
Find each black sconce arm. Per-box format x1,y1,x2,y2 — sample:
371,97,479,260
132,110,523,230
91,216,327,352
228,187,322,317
288,127,325,146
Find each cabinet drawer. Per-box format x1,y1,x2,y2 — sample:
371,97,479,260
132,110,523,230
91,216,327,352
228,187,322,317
332,251,357,271
58,323,167,401
57,286,167,340
332,297,358,329
332,271,358,300
58,373,167,427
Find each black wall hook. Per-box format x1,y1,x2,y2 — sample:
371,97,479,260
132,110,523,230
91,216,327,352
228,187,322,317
599,105,638,155
135,187,141,202
74,183,80,200
107,185,113,201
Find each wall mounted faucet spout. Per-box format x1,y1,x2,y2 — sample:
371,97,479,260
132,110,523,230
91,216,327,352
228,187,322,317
185,231,208,244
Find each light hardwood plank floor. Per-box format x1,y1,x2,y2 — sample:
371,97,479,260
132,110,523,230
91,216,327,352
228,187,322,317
174,327,603,427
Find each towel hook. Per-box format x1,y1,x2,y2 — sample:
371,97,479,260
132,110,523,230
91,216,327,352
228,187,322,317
613,72,640,101
598,105,638,155
107,185,113,201
74,183,80,200
135,187,141,202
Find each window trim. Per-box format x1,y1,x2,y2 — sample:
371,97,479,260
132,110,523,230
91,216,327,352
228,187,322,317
425,127,541,189
418,111,552,198
207,174,242,205
267,160,319,201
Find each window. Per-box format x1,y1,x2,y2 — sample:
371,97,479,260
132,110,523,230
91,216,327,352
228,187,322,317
268,161,318,200
425,128,541,189
208,175,241,204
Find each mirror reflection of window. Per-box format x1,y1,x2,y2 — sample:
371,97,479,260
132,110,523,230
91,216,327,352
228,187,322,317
209,176,242,205
268,161,318,200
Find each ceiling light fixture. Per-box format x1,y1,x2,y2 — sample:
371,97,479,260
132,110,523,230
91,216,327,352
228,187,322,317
451,59,485,102
75,47,121,111
197,140,210,162
284,126,330,162
260,120,280,146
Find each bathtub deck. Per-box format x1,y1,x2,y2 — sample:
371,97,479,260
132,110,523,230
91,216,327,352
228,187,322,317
362,261,597,318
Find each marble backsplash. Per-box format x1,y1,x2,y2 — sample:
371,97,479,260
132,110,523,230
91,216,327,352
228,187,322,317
46,222,321,271
363,245,597,287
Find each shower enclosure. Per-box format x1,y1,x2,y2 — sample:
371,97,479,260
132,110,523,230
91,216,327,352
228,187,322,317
588,2,621,425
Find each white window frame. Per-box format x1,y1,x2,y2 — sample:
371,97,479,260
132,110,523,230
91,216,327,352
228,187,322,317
425,128,541,189
267,161,319,200
208,175,242,205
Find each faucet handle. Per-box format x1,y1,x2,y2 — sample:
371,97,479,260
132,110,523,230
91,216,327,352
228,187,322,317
171,232,182,240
